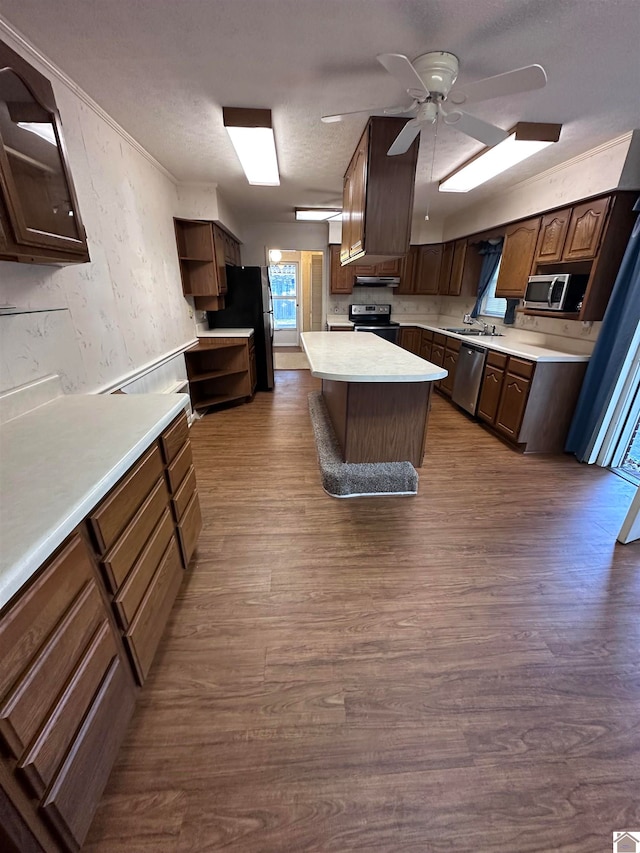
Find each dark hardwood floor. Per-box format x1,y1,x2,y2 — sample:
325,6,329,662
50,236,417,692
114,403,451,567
85,370,640,852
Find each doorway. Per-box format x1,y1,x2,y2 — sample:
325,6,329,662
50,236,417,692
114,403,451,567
268,249,324,346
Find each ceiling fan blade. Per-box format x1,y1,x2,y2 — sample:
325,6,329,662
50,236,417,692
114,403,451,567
387,118,422,156
321,104,413,123
448,64,547,106
377,53,428,97
441,108,509,147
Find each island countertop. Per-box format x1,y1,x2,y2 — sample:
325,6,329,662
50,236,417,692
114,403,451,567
301,331,447,383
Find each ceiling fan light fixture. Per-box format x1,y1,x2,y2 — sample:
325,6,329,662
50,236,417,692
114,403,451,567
223,107,280,186
439,121,561,193
295,208,342,221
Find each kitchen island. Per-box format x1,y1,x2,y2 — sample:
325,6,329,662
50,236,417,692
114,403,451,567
301,331,446,467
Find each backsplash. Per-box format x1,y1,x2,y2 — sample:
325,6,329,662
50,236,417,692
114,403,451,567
327,292,600,355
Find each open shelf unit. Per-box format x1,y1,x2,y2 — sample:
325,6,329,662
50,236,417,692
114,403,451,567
185,337,256,411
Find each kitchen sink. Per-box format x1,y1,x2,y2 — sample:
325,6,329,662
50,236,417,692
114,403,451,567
441,327,504,337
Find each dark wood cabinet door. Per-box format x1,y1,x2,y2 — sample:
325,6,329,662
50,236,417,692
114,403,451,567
212,226,227,295
534,208,571,265
419,330,433,361
448,239,467,296
375,256,402,275
340,172,352,263
396,245,419,294
348,131,368,258
495,217,541,299
495,371,531,440
563,197,610,260
437,241,455,294
399,326,421,354
0,40,89,262
416,244,443,295
477,364,505,424
440,348,458,396
329,244,352,294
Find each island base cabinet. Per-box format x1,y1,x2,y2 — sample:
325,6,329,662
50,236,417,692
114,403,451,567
322,379,431,467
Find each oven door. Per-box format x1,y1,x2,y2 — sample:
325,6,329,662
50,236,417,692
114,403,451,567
354,325,399,344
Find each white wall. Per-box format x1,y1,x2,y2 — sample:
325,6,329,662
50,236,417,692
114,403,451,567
241,221,329,266
0,22,195,394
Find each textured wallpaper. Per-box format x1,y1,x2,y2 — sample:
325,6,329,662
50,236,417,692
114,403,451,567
0,45,194,394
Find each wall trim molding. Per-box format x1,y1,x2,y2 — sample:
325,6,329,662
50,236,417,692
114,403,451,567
512,131,634,192
95,340,197,395
0,15,178,184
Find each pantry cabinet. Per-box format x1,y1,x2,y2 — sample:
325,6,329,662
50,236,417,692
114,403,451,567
0,38,89,265
340,116,419,266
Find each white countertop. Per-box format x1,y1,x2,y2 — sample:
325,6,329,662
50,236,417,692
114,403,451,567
197,328,254,338
326,318,589,363
301,331,447,383
0,393,188,611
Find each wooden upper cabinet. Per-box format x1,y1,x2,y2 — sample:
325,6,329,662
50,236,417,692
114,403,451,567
174,218,226,310
534,208,571,264
495,217,541,299
563,197,610,261
329,243,353,294
437,241,455,294
396,245,419,294
0,39,89,264
416,244,443,295
448,239,470,296
211,225,228,295
341,116,419,266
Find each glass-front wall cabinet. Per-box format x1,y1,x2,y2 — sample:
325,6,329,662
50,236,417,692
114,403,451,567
0,39,89,263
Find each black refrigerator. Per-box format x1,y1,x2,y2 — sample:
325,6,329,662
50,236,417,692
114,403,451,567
207,266,275,391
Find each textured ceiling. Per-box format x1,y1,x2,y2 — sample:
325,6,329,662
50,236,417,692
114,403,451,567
1,0,639,225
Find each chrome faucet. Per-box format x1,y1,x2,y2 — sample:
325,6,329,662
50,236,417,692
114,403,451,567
463,314,489,333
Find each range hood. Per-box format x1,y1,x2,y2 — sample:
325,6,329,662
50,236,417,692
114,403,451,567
354,276,400,287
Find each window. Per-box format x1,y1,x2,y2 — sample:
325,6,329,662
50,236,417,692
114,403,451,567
268,262,297,329
479,257,506,318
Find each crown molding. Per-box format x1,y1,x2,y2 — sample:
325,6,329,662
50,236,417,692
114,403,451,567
513,131,634,191
0,16,178,184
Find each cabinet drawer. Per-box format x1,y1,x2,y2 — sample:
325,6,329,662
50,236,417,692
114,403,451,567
420,329,434,343
89,445,163,552
41,655,135,850
101,478,169,593
445,336,461,352
19,620,117,799
114,509,175,630
172,465,197,522
507,356,535,380
0,534,92,702
126,538,183,683
433,332,447,346
487,351,508,369
160,411,189,465
0,581,103,760
178,491,203,567
166,441,193,493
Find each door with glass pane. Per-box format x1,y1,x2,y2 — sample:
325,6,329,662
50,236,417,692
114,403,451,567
269,262,299,345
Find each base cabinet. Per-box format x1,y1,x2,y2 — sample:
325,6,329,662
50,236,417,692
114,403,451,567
475,352,586,452
185,336,256,411
0,409,202,851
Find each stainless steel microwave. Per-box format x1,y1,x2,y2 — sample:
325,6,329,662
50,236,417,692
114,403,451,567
524,273,589,312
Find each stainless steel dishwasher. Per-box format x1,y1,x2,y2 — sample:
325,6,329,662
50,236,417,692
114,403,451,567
451,342,487,415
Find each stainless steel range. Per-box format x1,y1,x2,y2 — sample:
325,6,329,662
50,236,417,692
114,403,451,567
348,304,400,343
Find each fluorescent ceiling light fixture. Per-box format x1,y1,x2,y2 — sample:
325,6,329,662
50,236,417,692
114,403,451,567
439,122,561,193
223,107,279,186
17,121,57,145
295,208,342,221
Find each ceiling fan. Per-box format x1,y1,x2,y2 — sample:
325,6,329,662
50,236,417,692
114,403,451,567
321,52,547,155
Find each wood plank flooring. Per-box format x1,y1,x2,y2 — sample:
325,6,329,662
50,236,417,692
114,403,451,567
85,371,640,853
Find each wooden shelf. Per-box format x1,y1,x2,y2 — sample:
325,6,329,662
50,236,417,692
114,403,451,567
521,309,581,320
193,393,248,410
188,369,246,383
